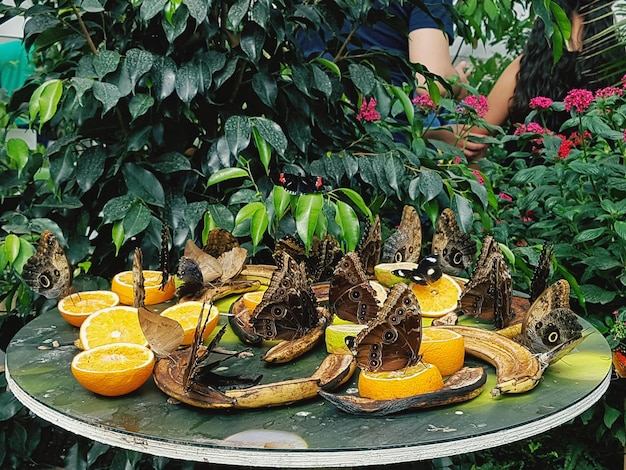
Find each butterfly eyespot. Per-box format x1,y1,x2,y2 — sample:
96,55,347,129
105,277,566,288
394,253,403,262
389,315,400,325
452,252,464,265
53,269,61,276
403,297,412,306
534,321,544,330
350,290,362,300
382,328,398,343
39,274,52,288
370,344,380,351
271,306,286,317
545,328,560,345
369,359,381,368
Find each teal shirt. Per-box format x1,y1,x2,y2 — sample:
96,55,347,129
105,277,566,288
0,41,34,95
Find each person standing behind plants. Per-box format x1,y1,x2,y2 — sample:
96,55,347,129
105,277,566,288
427,0,626,161
297,0,471,100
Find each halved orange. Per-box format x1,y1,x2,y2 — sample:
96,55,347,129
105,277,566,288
325,323,367,354
419,328,465,376
411,274,461,317
79,306,147,349
57,290,120,327
358,362,444,400
160,301,220,345
71,343,155,396
241,291,266,311
111,270,175,306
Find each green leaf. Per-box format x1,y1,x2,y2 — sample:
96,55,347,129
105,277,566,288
295,193,323,252
151,56,177,100
4,234,21,265
349,63,376,95
93,81,121,115
122,203,152,241
128,93,155,121
76,145,106,192
273,186,291,220
6,138,29,174
93,50,120,79
103,196,135,223
141,0,167,20
573,228,605,244
184,201,209,233
603,403,621,429
451,196,474,233
185,0,209,22
335,200,359,252
252,126,271,174
251,116,287,157
0,389,23,420
389,85,415,124
614,221,626,241
30,79,63,129
314,57,341,77
336,188,372,220
250,205,269,249
152,151,192,173
225,115,251,157
207,167,249,187
122,163,165,207
580,283,616,304
418,169,443,201
126,49,154,89
175,61,199,104
227,0,250,29
252,71,278,107
112,221,124,256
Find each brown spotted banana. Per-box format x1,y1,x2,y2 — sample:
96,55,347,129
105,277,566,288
437,325,546,397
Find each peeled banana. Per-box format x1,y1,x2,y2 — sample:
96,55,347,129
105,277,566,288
437,325,546,397
152,350,356,409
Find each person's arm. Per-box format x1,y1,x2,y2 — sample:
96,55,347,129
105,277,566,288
409,28,469,99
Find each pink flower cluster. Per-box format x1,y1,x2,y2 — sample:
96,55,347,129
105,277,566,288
357,97,381,122
498,192,513,202
529,96,553,109
563,88,594,113
471,169,484,185
458,94,489,118
513,122,549,136
413,94,436,113
595,86,623,99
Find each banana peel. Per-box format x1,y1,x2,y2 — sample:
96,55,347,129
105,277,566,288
319,366,486,416
153,349,356,409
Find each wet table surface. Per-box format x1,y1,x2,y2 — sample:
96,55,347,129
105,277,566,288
5,300,612,468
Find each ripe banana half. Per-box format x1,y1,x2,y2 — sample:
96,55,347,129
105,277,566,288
437,325,546,397
319,366,487,416
235,264,277,286
153,350,356,409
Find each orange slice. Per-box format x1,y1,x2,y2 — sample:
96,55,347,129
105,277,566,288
358,362,444,400
241,291,266,311
111,270,175,306
57,290,120,327
79,306,147,349
160,301,220,345
419,328,465,376
374,262,418,287
71,343,155,396
411,274,461,317
325,323,367,354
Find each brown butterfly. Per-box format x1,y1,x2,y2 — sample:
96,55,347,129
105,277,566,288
518,279,583,362
431,208,477,276
23,230,73,299
159,222,171,291
351,282,423,372
203,228,240,258
328,251,380,324
133,248,185,357
529,242,554,303
274,233,343,282
357,215,382,276
250,251,321,340
381,205,422,263
459,236,513,329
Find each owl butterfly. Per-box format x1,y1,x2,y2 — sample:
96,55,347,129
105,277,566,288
381,205,422,263
22,230,72,299
277,172,325,195
357,215,382,276
459,236,513,329
529,242,554,303
518,279,584,363
250,251,321,340
431,208,477,276
203,228,240,258
133,248,185,357
391,254,442,286
177,239,248,299
351,283,423,372
274,233,343,282
184,311,261,394
328,251,380,324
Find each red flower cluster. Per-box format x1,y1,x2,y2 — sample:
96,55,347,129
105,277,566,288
458,94,489,118
498,192,513,202
471,169,484,185
595,86,623,99
529,96,553,109
513,122,549,136
563,88,594,113
357,97,381,122
520,210,536,223
413,94,436,113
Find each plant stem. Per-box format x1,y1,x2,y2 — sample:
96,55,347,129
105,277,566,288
70,0,98,55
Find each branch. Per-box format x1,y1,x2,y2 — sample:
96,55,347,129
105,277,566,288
71,0,98,55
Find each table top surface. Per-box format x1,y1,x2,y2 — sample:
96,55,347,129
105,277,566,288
5,297,612,468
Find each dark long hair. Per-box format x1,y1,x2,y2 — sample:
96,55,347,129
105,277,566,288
510,0,626,130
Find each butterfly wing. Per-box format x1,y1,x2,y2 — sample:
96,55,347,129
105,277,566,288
529,242,554,303
176,256,205,299
307,233,343,282
203,228,240,258
353,283,422,372
328,252,380,324
278,172,324,195
22,230,72,299
432,208,477,275
391,254,442,286
217,246,248,282
251,252,320,340
183,239,222,283
381,205,422,263
357,215,382,276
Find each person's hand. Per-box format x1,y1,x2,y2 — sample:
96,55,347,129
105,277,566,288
453,61,471,99
461,132,488,162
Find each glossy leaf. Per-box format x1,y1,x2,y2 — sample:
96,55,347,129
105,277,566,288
251,116,287,157
295,193,323,252
336,188,372,220
4,234,21,265
175,61,199,103
207,167,249,187
93,50,120,79
128,94,154,121
334,200,359,252
121,163,165,207
252,126,271,174
6,138,29,174
76,146,107,192
185,0,209,21
349,63,375,96
272,185,290,220
225,115,251,158
151,56,177,100
93,81,121,115
126,49,154,89
141,0,167,20
122,202,152,241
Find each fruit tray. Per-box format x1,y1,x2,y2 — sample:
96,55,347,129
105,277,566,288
5,297,612,467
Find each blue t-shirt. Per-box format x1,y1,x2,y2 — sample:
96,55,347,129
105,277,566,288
298,1,455,85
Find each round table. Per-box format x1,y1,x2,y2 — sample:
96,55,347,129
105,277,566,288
5,305,612,468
